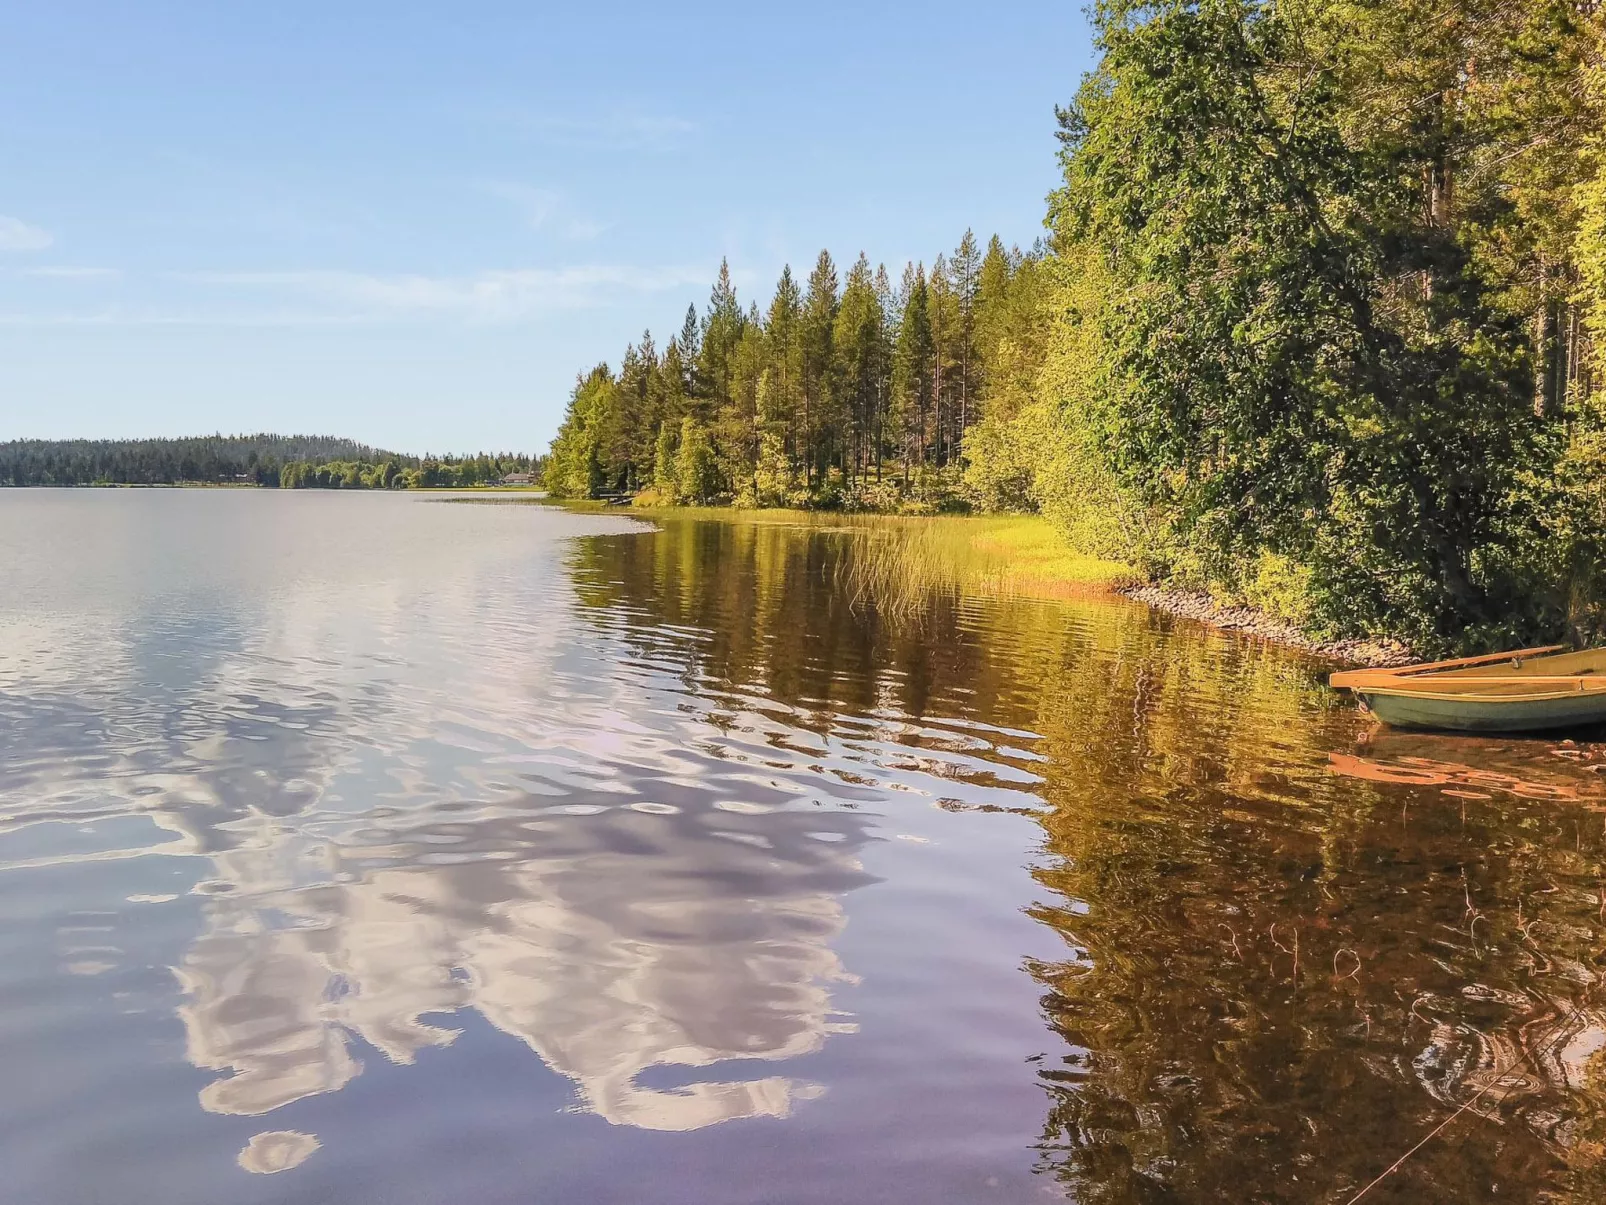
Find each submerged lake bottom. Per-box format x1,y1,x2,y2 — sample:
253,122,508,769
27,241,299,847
2,489,1605,1204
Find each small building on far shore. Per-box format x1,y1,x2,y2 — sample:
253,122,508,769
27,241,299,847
501,472,534,486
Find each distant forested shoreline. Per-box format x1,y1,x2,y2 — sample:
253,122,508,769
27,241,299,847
546,0,1606,654
0,435,544,489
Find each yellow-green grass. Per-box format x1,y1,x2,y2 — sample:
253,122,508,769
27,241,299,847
537,499,1135,604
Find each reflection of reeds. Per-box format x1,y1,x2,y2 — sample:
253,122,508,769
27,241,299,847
584,506,1132,615
532,498,1134,619
563,509,1606,1198
822,515,1130,618
544,502,1126,586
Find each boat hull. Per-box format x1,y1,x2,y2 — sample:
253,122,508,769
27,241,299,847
1359,689,1606,733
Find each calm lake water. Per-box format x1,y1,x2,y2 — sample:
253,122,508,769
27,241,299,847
3,490,1606,1204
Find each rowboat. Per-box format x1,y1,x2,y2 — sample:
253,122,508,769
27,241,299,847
1330,644,1606,733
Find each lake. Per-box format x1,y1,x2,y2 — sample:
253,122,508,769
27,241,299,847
2,489,1604,1204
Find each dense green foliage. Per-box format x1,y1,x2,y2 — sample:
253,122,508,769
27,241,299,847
549,0,1606,650
0,434,403,486
1037,0,1606,649
0,435,541,490
545,245,1047,513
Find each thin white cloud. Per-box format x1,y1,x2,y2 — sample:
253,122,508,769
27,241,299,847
565,218,609,241
0,215,53,252
0,307,376,327
170,264,709,322
543,112,696,146
484,110,698,151
0,263,707,326
477,182,607,241
23,265,119,279
479,182,561,230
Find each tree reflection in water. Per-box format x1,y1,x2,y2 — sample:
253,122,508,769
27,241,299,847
572,515,1606,1203
6,497,1606,1203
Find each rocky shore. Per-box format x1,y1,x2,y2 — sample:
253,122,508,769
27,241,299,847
1118,583,1417,667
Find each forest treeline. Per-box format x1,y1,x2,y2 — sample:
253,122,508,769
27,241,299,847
544,235,1047,512
547,0,1606,652
0,435,542,490
277,453,543,490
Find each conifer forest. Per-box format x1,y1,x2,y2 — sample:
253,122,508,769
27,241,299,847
546,0,1606,652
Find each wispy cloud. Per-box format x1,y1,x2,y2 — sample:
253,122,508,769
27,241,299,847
539,112,696,148
476,182,611,242
0,307,380,328
23,265,119,279
170,264,708,322
479,182,561,230
484,110,698,151
0,263,706,327
564,217,609,241
0,215,53,252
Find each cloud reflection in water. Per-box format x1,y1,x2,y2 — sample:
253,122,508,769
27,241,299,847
175,802,873,1130
0,492,883,1139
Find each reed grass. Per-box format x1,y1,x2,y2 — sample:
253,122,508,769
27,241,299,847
548,500,1135,607
820,513,1134,609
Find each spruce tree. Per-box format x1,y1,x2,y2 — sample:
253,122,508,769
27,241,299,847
893,264,933,481
765,266,805,466
974,234,1014,404
696,260,744,420
928,254,958,466
801,250,840,488
661,337,689,430
951,230,982,455
834,253,888,481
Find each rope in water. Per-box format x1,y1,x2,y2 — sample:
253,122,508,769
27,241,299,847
1341,995,1589,1204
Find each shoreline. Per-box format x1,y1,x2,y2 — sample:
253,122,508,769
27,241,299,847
537,498,1418,664
1118,583,1416,667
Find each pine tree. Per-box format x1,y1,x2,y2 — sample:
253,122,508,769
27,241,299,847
696,259,744,420
874,264,897,477
678,304,700,365
928,254,958,465
951,230,982,456
892,263,933,481
676,305,705,420
717,320,769,502
765,266,805,466
974,235,1014,403
801,250,840,487
834,253,889,481
661,337,690,431
615,331,662,489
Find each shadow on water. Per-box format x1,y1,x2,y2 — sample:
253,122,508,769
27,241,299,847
3,492,1606,1204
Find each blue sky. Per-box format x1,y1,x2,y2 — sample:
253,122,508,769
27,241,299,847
0,2,1093,454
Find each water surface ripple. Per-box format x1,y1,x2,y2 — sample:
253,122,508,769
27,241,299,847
2,490,1605,1204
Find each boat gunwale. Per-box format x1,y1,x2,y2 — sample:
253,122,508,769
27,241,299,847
1331,644,1606,728
1332,644,1574,692
1356,683,1606,704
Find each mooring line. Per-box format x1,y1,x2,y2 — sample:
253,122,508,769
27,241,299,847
1341,995,1588,1204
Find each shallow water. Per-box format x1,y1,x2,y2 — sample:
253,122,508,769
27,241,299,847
2,490,1604,1204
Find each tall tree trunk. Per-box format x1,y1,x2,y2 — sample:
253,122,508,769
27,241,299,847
1534,291,1554,418
959,336,968,463
802,384,812,490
